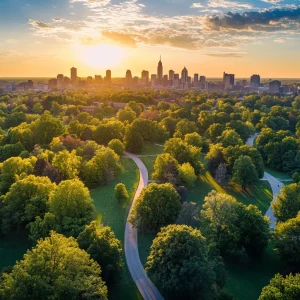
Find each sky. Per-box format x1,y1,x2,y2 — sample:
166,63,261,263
0,0,300,78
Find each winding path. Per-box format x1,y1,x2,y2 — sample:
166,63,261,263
124,152,164,300
246,134,283,229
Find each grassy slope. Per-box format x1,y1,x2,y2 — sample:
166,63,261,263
90,157,142,300
264,166,292,179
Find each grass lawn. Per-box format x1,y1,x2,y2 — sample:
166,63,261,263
140,142,164,156
140,156,156,180
265,167,291,180
0,229,32,271
224,243,284,300
90,157,142,300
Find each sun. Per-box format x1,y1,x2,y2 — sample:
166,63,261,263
78,44,125,69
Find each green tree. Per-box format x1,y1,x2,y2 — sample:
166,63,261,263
93,121,124,145
272,183,300,222
174,119,198,138
259,273,300,300
218,129,243,148
129,183,181,231
152,153,179,185
114,183,129,204
274,212,300,269
206,123,226,142
0,231,108,300
0,175,55,234
146,225,221,297
82,147,121,188
117,108,136,123
200,191,270,258
178,163,197,188
184,132,204,149
215,163,227,186
124,125,144,153
31,113,64,145
49,179,95,237
108,139,125,155
52,150,81,179
77,221,123,283
233,155,258,190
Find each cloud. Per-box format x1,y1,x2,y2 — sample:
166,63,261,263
207,7,300,31
208,0,252,9
28,19,54,29
101,31,137,47
70,0,111,7
205,52,244,57
191,3,203,8
261,0,283,3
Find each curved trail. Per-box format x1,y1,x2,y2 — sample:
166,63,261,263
124,152,164,300
246,134,283,229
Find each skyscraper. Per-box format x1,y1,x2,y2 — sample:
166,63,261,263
57,74,64,89
269,80,281,93
223,72,235,90
194,73,199,82
141,70,149,84
157,56,163,83
125,70,132,86
105,70,111,83
71,67,78,86
181,67,188,83
250,74,260,87
169,70,175,81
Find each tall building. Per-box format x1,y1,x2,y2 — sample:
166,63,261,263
181,67,188,83
151,74,157,85
71,67,78,86
87,76,93,85
250,74,260,87
200,76,206,83
105,70,111,83
141,70,149,84
57,74,64,89
125,70,132,86
269,80,281,94
95,75,102,84
163,75,168,86
223,72,235,90
157,56,163,83
194,73,199,83
169,70,175,81
174,74,180,80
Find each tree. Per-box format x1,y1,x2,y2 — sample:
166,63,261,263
215,163,227,186
200,191,270,258
93,121,124,145
178,163,197,188
124,125,144,153
82,147,121,188
108,139,125,155
218,129,243,148
0,231,108,300
273,212,300,269
114,183,129,204
49,179,95,237
77,221,123,283
0,175,56,234
31,113,64,145
129,183,181,231
117,108,136,123
164,138,203,175
272,183,300,222
233,155,258,190
176,202,199,227
184,132,204,149
152,153,180,185
52,150,81,180
145,225,222,297
173,119,198,138
206,123,226,142
259,273,300,300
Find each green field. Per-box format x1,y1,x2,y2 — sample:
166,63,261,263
265,166,292,180
90,157,142,300
140,142,164,156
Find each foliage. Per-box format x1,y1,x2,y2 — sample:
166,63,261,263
124,125,144,153
176,202,199,227
218,129,243,148
117,108,136,123
259,273,300,300
0,231,108,300
232,155,259,189
215,163,227,186
108,139,125,155
178,163,197,188
114,183,129,204
77,221,123,283
272,183,300,222
129,183,181,231
93,120,124,145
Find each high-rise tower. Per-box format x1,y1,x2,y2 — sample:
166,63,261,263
157,56,163,83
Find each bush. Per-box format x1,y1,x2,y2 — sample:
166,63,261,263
108,139,125,156
114,183,129,204
178,163,197,188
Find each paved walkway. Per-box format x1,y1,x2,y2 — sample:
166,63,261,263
124,152,164,300
246,134,282,229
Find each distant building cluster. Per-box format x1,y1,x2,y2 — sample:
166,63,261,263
1,57,299,95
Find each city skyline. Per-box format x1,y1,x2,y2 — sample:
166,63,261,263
1,0,300,78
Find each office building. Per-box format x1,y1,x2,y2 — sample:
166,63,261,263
200,76,206,83
57,74,64,89
157,57,163,83
71,67,78,86
269,80,281,94
151,74,157,85
194,73,199,83
87,76,93,85
174,74,180,80
223,72,235,90
181,67,188,83
48,78,57,89
163,74,168,86
250,74,260,87
105,70,111,83
169,70,175,81
95,75,102,84
125,70,132,86
141,70,149,84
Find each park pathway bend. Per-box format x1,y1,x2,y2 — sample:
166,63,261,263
124,152,164,300
246,134,283,229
